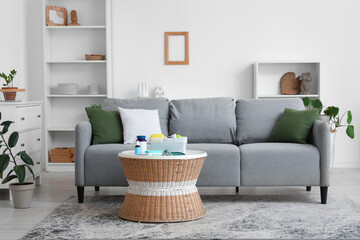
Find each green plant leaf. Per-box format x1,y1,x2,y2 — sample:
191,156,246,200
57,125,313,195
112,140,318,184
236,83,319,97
18,151,33,165
24,165,35,180
346,125,355,139
0,120,14,134
324,106,339,119
8,132,19,148
5,169,13,178
347,111,352,124
302,97,311,107
0,154,10,173
1,175,17,184
311,99,323,111
14,165,25,183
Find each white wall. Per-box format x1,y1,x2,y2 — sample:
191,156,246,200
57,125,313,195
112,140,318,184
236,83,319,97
0,0,43,101
112,0,360,168
0,0,27,95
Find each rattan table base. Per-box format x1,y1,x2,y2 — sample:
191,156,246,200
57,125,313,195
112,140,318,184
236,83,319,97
120,192,206,222
118,150,207,223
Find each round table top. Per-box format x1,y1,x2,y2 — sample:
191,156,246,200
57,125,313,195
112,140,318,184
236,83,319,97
118,150,207,160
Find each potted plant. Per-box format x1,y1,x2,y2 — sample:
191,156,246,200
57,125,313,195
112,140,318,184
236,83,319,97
0,69,17,101
302,97,354,171
0,112,35,208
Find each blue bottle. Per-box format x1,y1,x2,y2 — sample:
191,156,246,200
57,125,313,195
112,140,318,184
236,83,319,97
135,140,141,155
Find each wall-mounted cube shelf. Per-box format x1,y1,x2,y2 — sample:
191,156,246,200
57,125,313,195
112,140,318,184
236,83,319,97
254,61,321,99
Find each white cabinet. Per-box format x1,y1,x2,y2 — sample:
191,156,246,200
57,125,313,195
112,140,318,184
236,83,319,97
0,102,43,190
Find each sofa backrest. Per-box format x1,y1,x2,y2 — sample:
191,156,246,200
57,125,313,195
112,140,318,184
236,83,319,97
101,98,169,136
235,98,305,144
169,97,236,143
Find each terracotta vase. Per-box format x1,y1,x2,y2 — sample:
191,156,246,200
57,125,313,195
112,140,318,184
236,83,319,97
2,87,18,101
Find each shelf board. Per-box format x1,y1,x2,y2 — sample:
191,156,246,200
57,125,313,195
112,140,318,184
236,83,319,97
47,94,107,98
256,61,320,64
45,26,106,29
48,162,74,166
48,128,75,132
46,60,106,64
258,94,320,98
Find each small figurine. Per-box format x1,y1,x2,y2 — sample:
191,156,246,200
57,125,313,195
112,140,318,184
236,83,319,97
68,10,80,26
154,87,165,98
300,72,312,95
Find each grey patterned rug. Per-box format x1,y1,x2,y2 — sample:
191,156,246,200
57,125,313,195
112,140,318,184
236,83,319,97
22,194,360,239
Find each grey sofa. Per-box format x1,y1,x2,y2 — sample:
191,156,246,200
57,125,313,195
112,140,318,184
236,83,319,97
75,97,330,204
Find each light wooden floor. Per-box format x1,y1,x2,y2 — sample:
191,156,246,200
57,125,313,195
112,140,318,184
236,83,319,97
0,169,360,240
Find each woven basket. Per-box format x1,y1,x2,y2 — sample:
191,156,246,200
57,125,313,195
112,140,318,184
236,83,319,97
119,156,206,222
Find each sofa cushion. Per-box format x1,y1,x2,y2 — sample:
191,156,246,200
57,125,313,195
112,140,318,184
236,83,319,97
235,98,304,144
269,108,319,144
240,143,320,186
84,143,240,187
118,108,162,144
85,108,123,144
169,98,236,143
102,98,169,136
187,143,240,186
84,144,134,186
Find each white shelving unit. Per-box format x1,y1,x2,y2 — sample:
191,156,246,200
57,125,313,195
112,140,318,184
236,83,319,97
254,61,321,99
42,0,112,171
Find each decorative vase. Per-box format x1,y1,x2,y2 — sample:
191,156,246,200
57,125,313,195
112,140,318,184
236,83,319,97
9,182,35,209
137,82,149,98
330,129,337,172
2,87,18,101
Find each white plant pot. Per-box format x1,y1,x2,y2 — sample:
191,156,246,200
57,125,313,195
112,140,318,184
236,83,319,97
9,182,35,209
330,130,337,172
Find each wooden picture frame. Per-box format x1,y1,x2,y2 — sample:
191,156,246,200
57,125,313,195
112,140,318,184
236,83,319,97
165,32,189,65
46,6,68,26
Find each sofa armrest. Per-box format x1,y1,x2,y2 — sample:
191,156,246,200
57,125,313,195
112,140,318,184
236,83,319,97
75,121,92,186
312,120,331,186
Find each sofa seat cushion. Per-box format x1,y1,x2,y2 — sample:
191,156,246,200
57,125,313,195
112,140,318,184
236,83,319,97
235,99,304,144
84,144,134,186
169,98,236,143
101,98,169,136
187,144,240,186
240,143,320,186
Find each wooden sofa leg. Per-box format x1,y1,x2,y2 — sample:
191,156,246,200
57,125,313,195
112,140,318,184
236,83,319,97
306,186,311,191
320,187,328,204
236,187,239,193
77,186,84,203
95,186,100,192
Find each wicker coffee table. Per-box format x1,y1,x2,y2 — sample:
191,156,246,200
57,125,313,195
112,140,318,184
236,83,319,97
118,150,207,222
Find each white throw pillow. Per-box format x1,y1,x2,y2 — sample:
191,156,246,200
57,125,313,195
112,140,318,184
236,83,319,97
118,107,163,144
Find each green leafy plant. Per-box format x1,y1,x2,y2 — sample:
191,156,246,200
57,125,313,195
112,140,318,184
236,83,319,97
0,69,17,87
0,112,34,184
324,106,354,139
302,97,355,139
302,97,323,114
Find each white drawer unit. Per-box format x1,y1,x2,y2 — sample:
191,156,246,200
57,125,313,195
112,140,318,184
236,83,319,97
0,101,43,190
16,105,42,131
16,129,42,154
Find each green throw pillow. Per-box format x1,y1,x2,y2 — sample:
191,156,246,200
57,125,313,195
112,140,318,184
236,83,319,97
85,108,123,144
268,108,319,144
